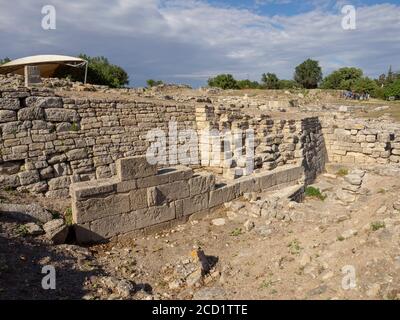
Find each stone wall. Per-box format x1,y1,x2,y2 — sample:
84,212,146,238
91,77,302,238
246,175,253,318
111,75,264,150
0,87,197,197
71,155,305,243
322,116,400,165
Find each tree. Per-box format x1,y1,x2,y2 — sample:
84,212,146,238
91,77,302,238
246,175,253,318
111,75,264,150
54,54,129,88
351,77,378,94
384,79,400,100
0,57,11,65
321,67,363,90
208,74,238,90
261,73,279,89
294,59,322,89
146,79,164,87
236,79,260,89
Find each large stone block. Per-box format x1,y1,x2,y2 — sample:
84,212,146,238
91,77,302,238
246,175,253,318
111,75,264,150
116,156,157,181
89,211,138,239
189,173,215,196
130,188,148,210
157,180,190,202
0,110,17,123
73,193,130,224
0,98,20,110
135,203,176,230
70,178,118,200
182,193,209,216
25,97,63,109
18,170,40,186
44,108,79,122
17,107,45,121
209,183,240,208
48,176,72,190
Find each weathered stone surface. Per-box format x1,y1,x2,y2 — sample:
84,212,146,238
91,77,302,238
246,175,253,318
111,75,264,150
157,180,190,202
0,203,53,223
73,193,130,224
117,156,157,181
48,176,72,190
18,170,40,186
182,193,209,216
0,110,17,122
344,174,363,186
24,222,44,236
26,97,63,109
146,187,165,207
17,107,45,121
44,108,79,122
43,219,69,244
130,188,148,210
189,173,215,196
0,162,21,175
209,184,240,208
0,98,20,110
70,178,118,200
135,203,176,229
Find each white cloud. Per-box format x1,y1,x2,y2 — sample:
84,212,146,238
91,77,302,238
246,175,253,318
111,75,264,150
0,0,399,86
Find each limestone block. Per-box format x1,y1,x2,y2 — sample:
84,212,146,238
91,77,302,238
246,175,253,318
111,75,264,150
48,176,72,190
26,97,63,109
70,178,118,200
189,173,216,196
209,183,240,208
17,107,45,121
147,187,165,207
89,211,138,239
0,98,20,110
73,193,130,224
66,148,88,161
130,188,148,210
116,156,157,181
44,108,79,122
0,110,17,123
157,180,190,202
18,170,40,186
182,193,209,216
135,203,176,230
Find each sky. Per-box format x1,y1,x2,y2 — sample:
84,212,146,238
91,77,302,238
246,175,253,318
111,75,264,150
0,0,399,87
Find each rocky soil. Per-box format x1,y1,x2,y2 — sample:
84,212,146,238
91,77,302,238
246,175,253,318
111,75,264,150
1,165,400,300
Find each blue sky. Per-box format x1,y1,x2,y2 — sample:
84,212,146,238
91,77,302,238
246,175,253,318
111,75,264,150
0,0,400,87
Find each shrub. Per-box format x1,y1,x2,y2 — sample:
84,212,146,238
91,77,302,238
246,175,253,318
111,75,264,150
208,74,239,90
305,186,327,201
146,79,164,88
294,59,323,89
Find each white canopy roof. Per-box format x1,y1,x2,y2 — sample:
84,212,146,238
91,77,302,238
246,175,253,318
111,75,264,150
0,55,87,77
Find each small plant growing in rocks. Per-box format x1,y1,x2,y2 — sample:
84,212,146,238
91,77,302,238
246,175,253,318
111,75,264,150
230,228,242,237
15,225,29,237
305,187,327,201
64,207,73,226
336,168,349,177
288,239,301,255
371,221,386,231
70,122,79,132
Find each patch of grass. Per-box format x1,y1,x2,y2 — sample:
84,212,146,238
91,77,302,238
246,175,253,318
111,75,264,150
336,168,349,177
70,122,79,132
260,279,273,289
230,228,243,237
305,187,327,201
377,188,386,194
64,207,73,226
337,236,345,242
371,221,386,232
15,225,29,237
288,239,301,255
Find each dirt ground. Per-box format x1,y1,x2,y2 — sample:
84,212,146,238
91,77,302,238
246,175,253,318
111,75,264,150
1,164,400,300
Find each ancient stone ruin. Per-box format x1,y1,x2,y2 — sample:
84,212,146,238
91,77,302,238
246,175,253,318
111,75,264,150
1,79,400,244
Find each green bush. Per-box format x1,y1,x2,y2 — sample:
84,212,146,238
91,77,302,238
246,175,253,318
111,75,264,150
208,74,239,90
0,57,11,65
261,73,279,89
384,79,400,100
54,54,129,88
146,79,164,88
351,77,379,94
305,186,327,201
237,79,260,89
321,67,363,90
